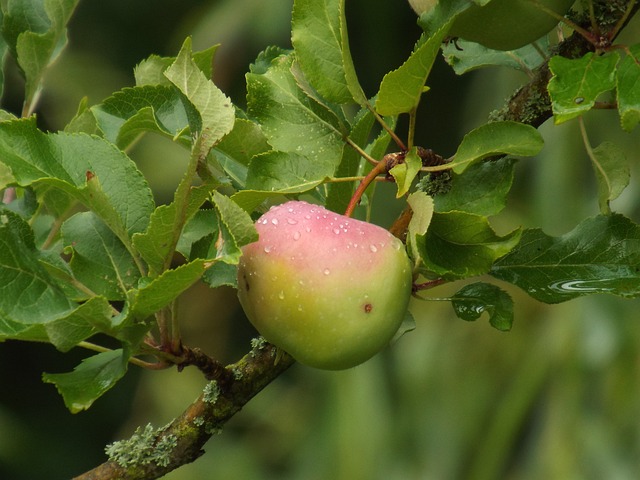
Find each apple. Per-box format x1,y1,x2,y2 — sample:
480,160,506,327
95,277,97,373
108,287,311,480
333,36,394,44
409,0,576,51
237,201,413,370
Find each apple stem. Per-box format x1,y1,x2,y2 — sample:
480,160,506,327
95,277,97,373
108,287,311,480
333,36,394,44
412,278,446,294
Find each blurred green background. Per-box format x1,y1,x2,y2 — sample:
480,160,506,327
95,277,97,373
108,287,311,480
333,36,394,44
1,1,640,479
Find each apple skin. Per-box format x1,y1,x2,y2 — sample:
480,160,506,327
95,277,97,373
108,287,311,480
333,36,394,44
410,0,575,51
237,201,413,370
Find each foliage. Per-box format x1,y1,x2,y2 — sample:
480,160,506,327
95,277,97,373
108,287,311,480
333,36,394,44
0,0,639,478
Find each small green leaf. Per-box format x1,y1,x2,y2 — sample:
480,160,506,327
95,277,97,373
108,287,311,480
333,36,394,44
164,37,235,154
491,214,640,303
389,149,422,198
292,0,366,105
134,45,219,86
376,23,452,116
450,121,543,173
419,211,521,279
548,52,619,124
434,156,517,215
590,141,629,214
43,349,128,413
451,282,513,331
211,191,258,256
407,191,434,265
617,46,640,132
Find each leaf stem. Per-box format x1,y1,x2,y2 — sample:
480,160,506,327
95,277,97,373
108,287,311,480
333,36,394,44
76,342,159,370
366,101,406,151
344,158,392,218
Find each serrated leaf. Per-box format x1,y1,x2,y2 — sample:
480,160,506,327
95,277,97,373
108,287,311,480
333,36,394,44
61,212,140,300
246,52,346,179
451,282,513,331
291,0,366,105
390,148,422,198
407,191,434,264
450,121,543,173
375,23,452,116
91,85,191,149
211,191,258,254
491,214,640,303
548,52,619,124
419,211,521,279
245,150,329,193
590,141,629,214
434,156,517,215
0,118,155,241
134,45,218,86
43,349,128,413
164,37,235,154
617,46,640,132
202,262,238,289
176,209,218,260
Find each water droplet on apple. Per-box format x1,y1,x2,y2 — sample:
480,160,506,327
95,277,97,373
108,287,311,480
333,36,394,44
293,231,301,240
278,291,285,300
323,268,331,275
271,218,278,225
370,244,378,253
264,245,272,253
287,218,298,225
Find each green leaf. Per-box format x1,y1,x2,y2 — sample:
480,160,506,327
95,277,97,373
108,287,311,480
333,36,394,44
4,0,80,111
590,141,629,214
419,211,521,279
548,52,619,124
134,45,219,86
211,191,258,258
443,37,548,74
61,212,140,300
0,118,155,241
176,209,218,260
491,214,640,303
291,0,366,105
246,52,346,178
375,23,452,116
164,37,235,154
434,156,517,215
450,121,543,173
451,282,513,331
202,262,238,289
407,191,434,265
617,46,640,132
91,85,191,150
245,150,329,193
389,148,422,198
43,349,128,413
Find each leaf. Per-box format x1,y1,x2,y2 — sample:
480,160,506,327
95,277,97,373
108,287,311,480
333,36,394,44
61,212,140,300
211,191,258,260
375,23,452,116
434,156,517,215
134,45,219,86
419,211,521,279
490,214,640,303
590,141,629,214
176,209,218,260
4,0,80,110
246,52,346,175
548,52,619,124
0,118,155,241
245,150,329,193
43,349,128,413
450,121,543,174
407,191,434,264
389,148,422,198
443,37,548,75
291,0,366,105
164,37,235,154
91,85,191,150
617,46,640,132
451,282,513,331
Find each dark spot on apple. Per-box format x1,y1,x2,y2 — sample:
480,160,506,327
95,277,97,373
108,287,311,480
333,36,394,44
364,303,372,313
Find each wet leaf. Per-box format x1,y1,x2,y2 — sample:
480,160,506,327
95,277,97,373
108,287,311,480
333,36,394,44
451,282,513,331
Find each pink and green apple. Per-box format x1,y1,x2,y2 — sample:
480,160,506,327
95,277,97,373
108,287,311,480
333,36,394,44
237,201,413,370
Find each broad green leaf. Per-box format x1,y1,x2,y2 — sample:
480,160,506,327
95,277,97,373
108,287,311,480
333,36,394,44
202,262,238,289
419,211,521,279
491,214,640,303
416,0,471,35
4,0,80,111
211,191,258,254
0,118,155,241
443,37,548,74
548,52,619,124
590,141,629,214
407,191,434,264
617,46,640,132
246,52,346,179
132,184,213,275
245,151,329,193
91,85,191,149
176,209,218,260
375,23,452,116
128,259,209,322
434,156,517,215
134,45,219,86
389,148,422,198
164,37,235,155
0,209,74,328
43,349,128,413
451,282,513,331
291,0,366,105
450,121,543,173
61,212,140,300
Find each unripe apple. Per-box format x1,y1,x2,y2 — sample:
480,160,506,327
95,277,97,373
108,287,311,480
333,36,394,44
409,0,575,51
237,201,413,370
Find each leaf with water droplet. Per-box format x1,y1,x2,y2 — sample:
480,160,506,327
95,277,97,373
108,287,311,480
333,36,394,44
491,214,640,303
451,282,513,331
